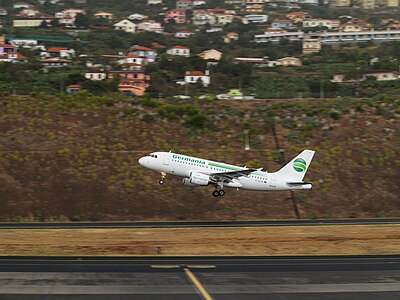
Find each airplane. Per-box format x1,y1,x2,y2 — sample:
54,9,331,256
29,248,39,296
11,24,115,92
138,150,315,197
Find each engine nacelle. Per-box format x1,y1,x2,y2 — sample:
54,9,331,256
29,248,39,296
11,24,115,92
182,178,198,187
189,172,210,186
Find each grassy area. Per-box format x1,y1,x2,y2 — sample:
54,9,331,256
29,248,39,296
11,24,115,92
0,225,399,256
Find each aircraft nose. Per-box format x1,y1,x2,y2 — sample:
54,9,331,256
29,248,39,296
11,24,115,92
138,157,147,166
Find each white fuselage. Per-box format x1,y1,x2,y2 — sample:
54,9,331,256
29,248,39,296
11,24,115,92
138,152,312,191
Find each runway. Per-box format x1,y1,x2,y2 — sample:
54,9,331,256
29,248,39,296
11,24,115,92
0,256,399,299
0,218,399,229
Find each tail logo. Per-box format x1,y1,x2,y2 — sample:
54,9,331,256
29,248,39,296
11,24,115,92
293,158,307,172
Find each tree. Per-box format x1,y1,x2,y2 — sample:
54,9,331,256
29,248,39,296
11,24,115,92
75,13,91,28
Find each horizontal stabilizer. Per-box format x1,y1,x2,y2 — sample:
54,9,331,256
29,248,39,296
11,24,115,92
287,181,313,186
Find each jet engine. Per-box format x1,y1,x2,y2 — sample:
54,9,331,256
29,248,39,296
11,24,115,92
190,172,210,186
182,178,197,186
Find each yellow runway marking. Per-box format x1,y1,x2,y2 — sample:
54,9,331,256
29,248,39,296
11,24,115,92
184,267,213,300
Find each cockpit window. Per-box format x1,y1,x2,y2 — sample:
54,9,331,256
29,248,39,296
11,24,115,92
148,154,158,158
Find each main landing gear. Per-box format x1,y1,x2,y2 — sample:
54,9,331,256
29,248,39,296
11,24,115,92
159,172,166,185
212,189,225,197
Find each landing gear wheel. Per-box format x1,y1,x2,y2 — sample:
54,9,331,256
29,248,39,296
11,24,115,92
159,180,164,185
218,190,225,197
212,190,220,197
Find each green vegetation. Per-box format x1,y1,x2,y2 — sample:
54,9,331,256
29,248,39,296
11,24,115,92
0,94,398,221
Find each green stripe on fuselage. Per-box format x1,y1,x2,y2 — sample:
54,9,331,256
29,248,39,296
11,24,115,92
207,162,267,177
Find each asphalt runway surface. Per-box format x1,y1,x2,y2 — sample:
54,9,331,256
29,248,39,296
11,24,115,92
0,256,399,300
0,218,399,229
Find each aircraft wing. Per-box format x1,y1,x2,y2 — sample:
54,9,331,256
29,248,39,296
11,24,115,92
210,168,258,182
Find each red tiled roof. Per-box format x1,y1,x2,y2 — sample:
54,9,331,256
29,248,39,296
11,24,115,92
187,71,205,76
171,45,188,49
40,59,68,63
47,47,69,53
130,45,154,51
66,85,82,88
0,43,15,48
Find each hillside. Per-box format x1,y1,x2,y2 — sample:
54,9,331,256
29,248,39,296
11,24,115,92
0,94,399,221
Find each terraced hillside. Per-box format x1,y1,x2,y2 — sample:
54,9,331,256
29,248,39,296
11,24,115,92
0,94,399,221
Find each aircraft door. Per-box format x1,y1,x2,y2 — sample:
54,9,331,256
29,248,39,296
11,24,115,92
163,157,170,165
269,175,276,188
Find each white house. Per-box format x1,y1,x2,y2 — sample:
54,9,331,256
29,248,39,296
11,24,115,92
302,19,340,29
128,13,147,21
40,58,69,67
167,45,190,57
85,69,107,80
114,19,137,33
117,54,146,65
243,14,268,23
137,20,163,33
175,30,194,38
198,49,222,61
9,39,38,48
41,47,75,59
147,0,163,4
184,70,210,86
128,45,157,63
0,52,28,63
13,2,32,9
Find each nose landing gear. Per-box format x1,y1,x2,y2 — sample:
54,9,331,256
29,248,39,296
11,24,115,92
159,172,166,185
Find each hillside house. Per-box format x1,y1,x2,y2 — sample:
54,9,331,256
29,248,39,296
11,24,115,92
114,19,137,33
0,52,28,63
16,8,42,18
13,2,32,9
108,70,151,96
85,69,107,80
0,7,8,16
175,30,194,38
184,70,210,86
128,14,147,21
271,19,293,29
303,19,340,29
117,54,146,66
223,32,239,43
215,14,234,25
13,16,53,27
302,38,321,53
41,47,75,58
65,85,82,94
243,14,268,24
286,11,309,23
94,12,115,20
176,0,194,9
167,45,190,57
245,0,264,13
233,57,269,67
192,10,216,26
199,49,222,61
0,43,16,55
268,57,302,67
148,0,163,4
128,45,157,63
164,9,187,24
40,58,69,67
137,20,163,33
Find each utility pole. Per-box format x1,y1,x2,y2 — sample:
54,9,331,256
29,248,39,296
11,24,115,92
244,129,250,151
